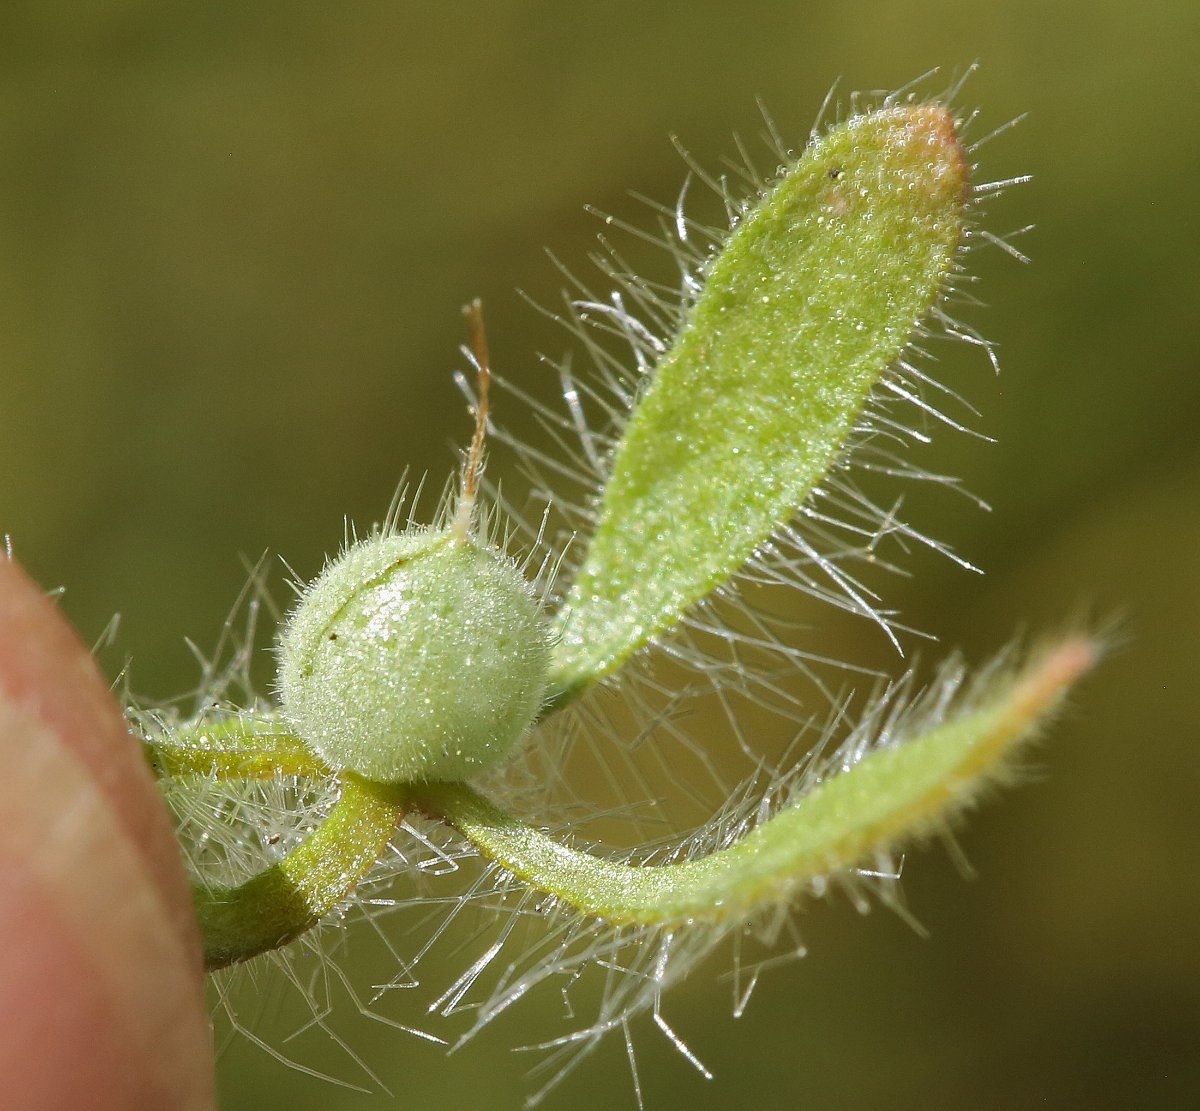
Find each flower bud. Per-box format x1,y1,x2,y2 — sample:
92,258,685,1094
278,529,549,784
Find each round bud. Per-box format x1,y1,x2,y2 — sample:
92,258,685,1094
278,529,550,784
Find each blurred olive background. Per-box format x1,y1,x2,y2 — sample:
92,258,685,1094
2,2,1197,1109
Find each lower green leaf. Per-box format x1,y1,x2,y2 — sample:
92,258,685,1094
419,640,1093,927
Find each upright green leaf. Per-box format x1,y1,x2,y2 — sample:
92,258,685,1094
551,104,970,700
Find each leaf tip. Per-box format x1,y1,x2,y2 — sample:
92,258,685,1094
1011,636,1100,723
871,101,972,210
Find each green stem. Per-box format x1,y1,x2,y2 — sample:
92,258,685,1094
417,642,1093,927
147,718,331,780
196,773,405,969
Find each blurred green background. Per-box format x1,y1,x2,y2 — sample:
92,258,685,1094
2,2,1197,1109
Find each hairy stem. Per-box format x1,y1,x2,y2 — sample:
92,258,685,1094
196,773,404,969
147,718,331,781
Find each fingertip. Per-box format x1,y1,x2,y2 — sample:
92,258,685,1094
0,557,200,959
0,558,214,1108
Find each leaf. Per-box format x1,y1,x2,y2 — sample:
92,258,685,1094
550,104,970,700
420,641,1095,927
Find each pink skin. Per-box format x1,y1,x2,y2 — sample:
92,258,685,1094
0,558,214,1110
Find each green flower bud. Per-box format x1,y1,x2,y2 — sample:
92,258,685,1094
278,529,550,784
